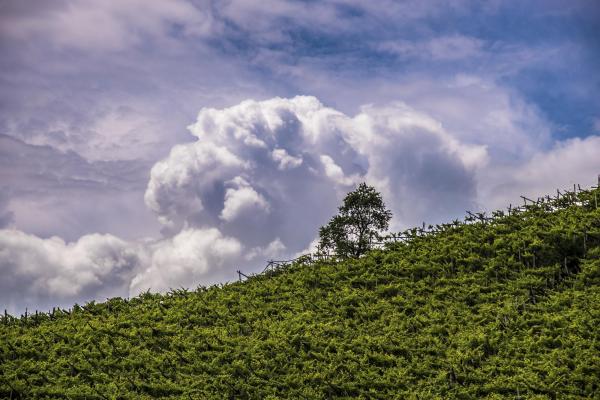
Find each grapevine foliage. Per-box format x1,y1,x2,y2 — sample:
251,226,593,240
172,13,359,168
1,187,599,399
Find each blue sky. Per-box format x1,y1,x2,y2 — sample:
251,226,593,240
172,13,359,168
1,0,599,313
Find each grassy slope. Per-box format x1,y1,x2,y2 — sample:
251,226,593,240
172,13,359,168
1,189,600,399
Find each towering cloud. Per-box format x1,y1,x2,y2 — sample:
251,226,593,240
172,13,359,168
145,96,487,239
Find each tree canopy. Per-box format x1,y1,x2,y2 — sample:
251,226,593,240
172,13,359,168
318,183,392,258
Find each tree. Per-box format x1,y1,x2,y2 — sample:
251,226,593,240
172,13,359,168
318,183,392,258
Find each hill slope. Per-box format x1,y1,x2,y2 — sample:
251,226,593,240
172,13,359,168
1,188,600,399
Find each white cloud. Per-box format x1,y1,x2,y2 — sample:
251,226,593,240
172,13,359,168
129,227,242,295
380,34,485,61
220,177,270,222
216,0,477,45
0,229,140,313
272,148,303,170
370,75,553,160
144,141,246,228
0,0,217,52
320,154,358,186
336,101,488,228
0,225,246,312
246,237,287,261
145,96,487,243
428,35,485,60
479,135,600,210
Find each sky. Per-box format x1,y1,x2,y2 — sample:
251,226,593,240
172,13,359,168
1,0,599,314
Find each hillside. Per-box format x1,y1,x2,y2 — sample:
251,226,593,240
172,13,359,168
1,187,600,399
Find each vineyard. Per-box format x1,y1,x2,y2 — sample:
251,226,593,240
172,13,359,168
1,186,600,399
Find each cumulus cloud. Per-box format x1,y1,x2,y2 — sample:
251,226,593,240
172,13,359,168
357,75,553,162
0,229,140,313
129,228,243,295
320,155,358,186
0,226,245,313
144,141,246,228
479,135,600,210
272,148,303,170
145,96,487,246
220,177,270,222
341,102,488,227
